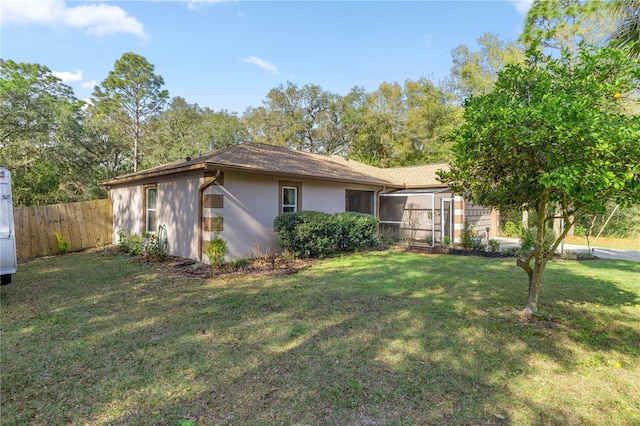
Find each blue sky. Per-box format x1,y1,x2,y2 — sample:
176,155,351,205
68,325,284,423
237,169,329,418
1,0,533,114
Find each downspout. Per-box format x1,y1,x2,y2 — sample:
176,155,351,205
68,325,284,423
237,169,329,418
375,187,384,219
198,168,221,261
375,187,385,241
431,193,435,247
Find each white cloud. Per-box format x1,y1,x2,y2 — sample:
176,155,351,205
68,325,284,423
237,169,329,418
183,0,232,11
512,0,533,15
0,0,148,39
52,69,83,82
242,56,279,74
81,81,98,90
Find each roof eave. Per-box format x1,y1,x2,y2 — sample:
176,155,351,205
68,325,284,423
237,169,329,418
100,162,214,186
215,163,399,187
101,161,400,188
402,183,448,189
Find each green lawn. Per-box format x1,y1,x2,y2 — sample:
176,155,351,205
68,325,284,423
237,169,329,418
2,251,639,425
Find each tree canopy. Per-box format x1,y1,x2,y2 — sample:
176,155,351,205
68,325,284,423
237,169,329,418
0,59,89,205
438,44,640,315
520,0,615,56
3,0,637,221
607,0,640,57
143,97,247,169
448,32,525,103
350,78,461,167
91,52,169,172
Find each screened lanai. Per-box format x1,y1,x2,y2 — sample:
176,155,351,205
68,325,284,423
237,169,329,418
379,188,455,246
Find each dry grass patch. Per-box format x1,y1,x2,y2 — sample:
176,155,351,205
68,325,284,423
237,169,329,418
563,236,639,251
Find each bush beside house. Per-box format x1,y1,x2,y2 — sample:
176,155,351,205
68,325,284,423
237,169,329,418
273,211,379,258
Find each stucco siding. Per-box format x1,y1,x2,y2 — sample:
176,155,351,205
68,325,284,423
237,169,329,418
111,185,143,243
465,203,492,235
303,182,344,213
157,172,202,259
110,172,204,259
111,169,384,262
203,172,280,259
204,173,382,260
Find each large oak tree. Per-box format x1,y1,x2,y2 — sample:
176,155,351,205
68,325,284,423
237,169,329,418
0,59,88,205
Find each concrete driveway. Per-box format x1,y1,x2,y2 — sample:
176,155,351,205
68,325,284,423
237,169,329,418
493,237,640,262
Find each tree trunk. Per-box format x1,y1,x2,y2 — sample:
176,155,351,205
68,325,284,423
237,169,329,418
524,260,546,316
134,135,138,173
134,110,141,172
521,193,550,318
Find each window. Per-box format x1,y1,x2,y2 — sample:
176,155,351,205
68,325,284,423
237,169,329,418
145,186,157,233
346,190,374,214
279,181,301,214
282,186,298,213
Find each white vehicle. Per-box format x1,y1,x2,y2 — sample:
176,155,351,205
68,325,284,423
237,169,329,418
1,168,17,285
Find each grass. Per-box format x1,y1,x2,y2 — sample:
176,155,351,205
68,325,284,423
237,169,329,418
563,236,639,251
1,250,639,425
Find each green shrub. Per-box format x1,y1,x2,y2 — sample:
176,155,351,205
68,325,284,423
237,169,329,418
272,212,301,253
487,238,500,253
117,229,143,255
502,221,518,237
206,234,228,269
335,212,378,251
273,211,378,258
460,221,476,250
576,251,595,260
142,232,168,261
116,229,167,260
117,229,129,251
519,226,555,256
297,214,338,258
442,235,452,250
53,231,67,254
274,211,337,258
229,257,249,271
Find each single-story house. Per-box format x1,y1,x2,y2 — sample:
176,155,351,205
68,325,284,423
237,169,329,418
101,143,498,262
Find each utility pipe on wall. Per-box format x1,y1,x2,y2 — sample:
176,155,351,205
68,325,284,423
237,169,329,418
197,167,221,261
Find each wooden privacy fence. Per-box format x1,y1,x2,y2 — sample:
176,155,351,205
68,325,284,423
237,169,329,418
14,199,113,259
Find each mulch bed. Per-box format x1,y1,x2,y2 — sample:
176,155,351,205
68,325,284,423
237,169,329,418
394,244,516,258
156,255,318,280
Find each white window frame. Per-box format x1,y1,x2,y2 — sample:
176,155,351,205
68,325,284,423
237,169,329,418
145,186,157,234
281,186,298,213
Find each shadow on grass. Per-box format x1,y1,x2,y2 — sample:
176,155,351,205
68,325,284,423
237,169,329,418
1,251,639,425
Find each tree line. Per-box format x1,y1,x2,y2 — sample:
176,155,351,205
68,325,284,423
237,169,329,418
0,18,531,206
0,48,482,206
1,0,637,213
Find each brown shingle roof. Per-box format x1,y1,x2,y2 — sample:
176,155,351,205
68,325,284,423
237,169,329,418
101,143,448,188
382,163,449,188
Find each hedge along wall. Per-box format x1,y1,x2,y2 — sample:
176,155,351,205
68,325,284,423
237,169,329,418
273,211,378,258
